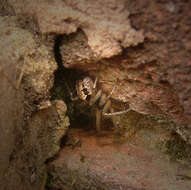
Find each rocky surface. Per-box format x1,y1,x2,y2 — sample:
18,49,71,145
58,0,191,144
6,0,191,142
0,0,191,190
8,0,144,59
0,15,69,190
0,16,25,189
48,127,191,190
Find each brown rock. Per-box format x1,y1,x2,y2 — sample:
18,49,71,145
8,0,144,59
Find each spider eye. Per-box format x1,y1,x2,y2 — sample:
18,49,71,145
82,88,92,101
83,88,89,96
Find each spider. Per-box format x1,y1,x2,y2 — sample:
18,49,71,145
71,74,131,132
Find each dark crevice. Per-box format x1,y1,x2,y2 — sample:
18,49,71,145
54,35,63,69
52,35,78,101
51,35,93,129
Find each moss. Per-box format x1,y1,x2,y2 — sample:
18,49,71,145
165,135,191,161
157,132,191,161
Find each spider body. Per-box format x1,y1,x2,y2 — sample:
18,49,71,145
74,76,130,132
76,76,94,101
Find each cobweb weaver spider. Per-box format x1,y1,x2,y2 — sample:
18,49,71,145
71,71,131,132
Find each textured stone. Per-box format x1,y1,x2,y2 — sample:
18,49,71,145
58,0,191,143
0,15,68,190
48,128,191,190
8,0,144,59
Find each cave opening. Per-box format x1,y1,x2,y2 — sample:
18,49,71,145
51,35,97,133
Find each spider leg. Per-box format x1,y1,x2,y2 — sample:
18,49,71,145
94,98,112,132
69,89,79,101
103,108,131,116
99,79,118,107
93,62,102,89
95,108,102,132
100,79,131,116
93,75,98,89
102,100,122,129
102,99,111,114
64,81,79,101
109,107,121,129
89,89,102,106
70,95,79,101
102,99,131,116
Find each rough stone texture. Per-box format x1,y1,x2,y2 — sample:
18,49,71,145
0,0,15,16
58,0,191,143
0,15,57,96
23,41,57,95
0,29,24,190
1,0,191,189
0,15,69,190
8,0,144,59
48,127,191,190
6,0,190,143
2,102,69,190
124,0,191,142
17,100,69,190
7,1,190,135
126,0,191,119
